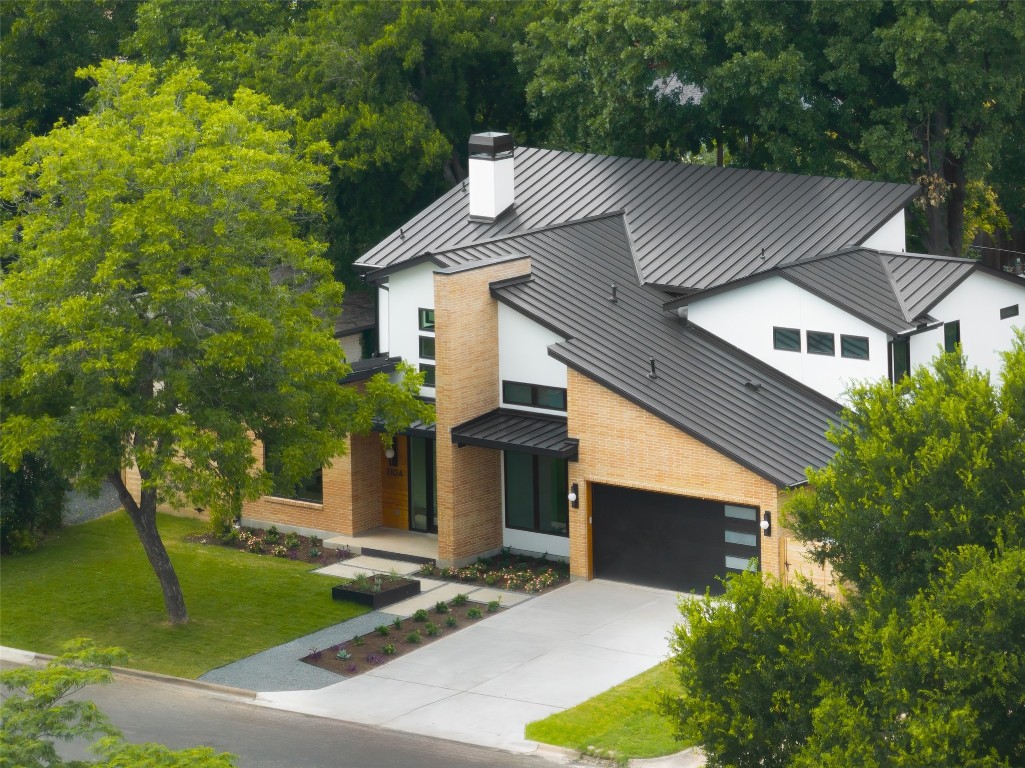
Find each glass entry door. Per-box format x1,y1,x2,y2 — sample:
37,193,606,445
408,436,437,533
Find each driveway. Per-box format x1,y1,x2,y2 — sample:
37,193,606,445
257,579,683,752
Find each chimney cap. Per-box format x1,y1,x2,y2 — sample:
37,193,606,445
469,132,514,158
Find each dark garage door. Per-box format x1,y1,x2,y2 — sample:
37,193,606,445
591,484,760,594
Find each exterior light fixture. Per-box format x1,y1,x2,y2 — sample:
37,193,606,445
568,483,579,508
384,446,396,460
760,510,771,537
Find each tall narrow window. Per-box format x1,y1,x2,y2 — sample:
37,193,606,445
944,321,960,353
890,337,910,382
419,363,436,388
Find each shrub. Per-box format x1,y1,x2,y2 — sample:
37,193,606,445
284,532,301,550
308,547,321,558
445,615,458,628
412,609,429,622
352,635,365,647
434,601,450,614
219,527,240,545
246,536,264,554
375,625,390,637
487,599,501,613
271,545,287,557
264,526,280,544
382,644,396,656
335,648,351,660
424,622,440,637
309,535,322,548
405,631,422,644
452,593,469,606
392,616,402,629
467,607,483,619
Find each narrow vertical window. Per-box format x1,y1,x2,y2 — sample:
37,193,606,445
944,321,960,353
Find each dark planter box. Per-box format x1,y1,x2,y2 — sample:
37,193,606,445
332,578,420,609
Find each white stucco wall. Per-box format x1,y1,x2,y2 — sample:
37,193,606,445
909,270,1025,381
498,303,568,412
469,155,515,220
687,276,890,402
502,526,571,558
377,285,390,354
385,262,437,396
860,210,907,252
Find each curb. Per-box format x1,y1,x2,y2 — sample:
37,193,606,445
0,645,257,700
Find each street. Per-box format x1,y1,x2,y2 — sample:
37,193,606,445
3,663,566,768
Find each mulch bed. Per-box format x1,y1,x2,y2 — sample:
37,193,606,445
301,599,505,677
185,526,355,567
414,550,570,594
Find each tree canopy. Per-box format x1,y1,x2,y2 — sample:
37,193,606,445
664,335,1025,767
0,61,430,624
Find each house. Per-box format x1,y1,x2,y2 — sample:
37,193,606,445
238,133,1025,595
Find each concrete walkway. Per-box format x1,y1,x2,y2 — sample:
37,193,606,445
256,579,683,754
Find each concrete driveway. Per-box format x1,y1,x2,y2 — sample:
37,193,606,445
257,579,684,752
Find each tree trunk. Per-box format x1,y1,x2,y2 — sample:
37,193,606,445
108,471,189,625
943,151,967,257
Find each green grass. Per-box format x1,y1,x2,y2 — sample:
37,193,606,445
0,512,368,678
525,661,688,762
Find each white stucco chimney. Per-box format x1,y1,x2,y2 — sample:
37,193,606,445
468,132,515,222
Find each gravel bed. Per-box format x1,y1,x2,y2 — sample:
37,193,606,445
197,611,399,692
63,481,122,525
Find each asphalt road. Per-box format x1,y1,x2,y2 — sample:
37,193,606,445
3,665,565,768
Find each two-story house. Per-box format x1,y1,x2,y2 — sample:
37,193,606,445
238,132,1025,595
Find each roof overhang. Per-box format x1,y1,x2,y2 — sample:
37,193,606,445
451,409,579,460
341,356,401,384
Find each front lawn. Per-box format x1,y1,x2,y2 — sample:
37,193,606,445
0,512,368,679
525,661,688,762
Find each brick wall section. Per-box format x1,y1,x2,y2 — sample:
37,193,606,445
566,369,785,580
434,257,531,566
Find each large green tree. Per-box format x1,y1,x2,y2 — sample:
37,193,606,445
0,61,430,624
0,0,136,154
520,0,1025,256
785,342,1025,601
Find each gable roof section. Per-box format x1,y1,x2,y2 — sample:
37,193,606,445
420,212,840,486
669,248,977,335
357,147,918,291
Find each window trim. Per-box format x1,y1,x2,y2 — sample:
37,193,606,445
502,380,568,411
1000,304,1019,320
773,326,801,353
840,334,870,360
806,330,836,357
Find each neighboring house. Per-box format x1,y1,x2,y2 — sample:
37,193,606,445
210,134,1025,594
333,288,376,364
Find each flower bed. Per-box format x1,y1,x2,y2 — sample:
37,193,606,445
331,573,421,609
186,525,354,566
415,550,569,593
301,594,504,677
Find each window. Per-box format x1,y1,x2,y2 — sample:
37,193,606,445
418,336,435,360
773,327,801,352
504,451,568,536
418,308,435,331
502,380,567,411
807,330,835,356
419,363,435,388
841,335,870,360
944,321,960,353
263,443,323,503
890,337,910,382
1000,304,1019,320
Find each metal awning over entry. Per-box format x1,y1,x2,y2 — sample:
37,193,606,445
451,409,578,459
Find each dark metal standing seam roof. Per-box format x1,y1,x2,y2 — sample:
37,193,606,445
414,213,840,487
341,356,401,383
451,409,579,459
356,147,919,291
668,248,982,336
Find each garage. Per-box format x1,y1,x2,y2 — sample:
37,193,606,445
591,484,760,594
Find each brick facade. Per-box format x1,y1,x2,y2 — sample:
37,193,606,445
433,257,532,566
566,369,784,580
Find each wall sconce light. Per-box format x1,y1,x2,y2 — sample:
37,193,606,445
760,510,771,537
568,483,579,509
384,446,396,460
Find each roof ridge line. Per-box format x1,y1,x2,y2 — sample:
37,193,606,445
426,210,627,258
877,251,913,322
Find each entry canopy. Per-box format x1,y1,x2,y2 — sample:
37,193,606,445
451,408,578,459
